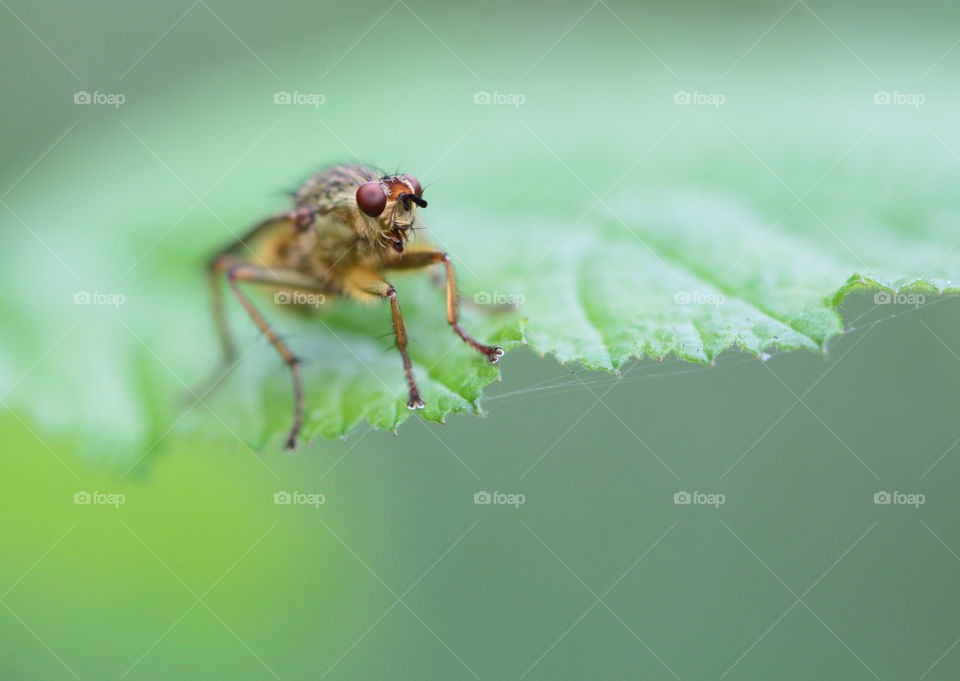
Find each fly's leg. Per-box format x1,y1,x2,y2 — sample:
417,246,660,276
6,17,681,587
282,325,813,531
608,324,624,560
208,254,241,365
205,208,317,361
197,252,289,396
343,268,424,409
215,260,328,450
185,253,245,406
387,286,424,409
200,208,313,396
388,250,503,363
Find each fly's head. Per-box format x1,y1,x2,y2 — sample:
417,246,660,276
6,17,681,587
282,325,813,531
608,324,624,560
353,174,426,253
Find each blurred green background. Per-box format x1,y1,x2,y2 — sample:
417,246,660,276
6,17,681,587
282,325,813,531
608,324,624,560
3,0,960,678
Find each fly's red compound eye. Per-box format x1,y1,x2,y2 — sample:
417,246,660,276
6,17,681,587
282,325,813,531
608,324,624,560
356,182,386,217
402,175,422,196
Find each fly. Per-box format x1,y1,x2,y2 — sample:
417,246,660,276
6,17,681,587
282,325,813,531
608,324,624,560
206,164,503,450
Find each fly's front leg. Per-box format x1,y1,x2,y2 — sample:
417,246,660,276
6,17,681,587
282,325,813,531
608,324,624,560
343,268,424,410
388,251,503,363
218,262,328,451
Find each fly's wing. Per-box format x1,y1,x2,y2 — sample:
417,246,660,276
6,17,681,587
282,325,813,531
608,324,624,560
214,211,340,304
219,211,311,270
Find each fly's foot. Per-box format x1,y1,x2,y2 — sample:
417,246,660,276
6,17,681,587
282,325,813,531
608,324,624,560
407,395,425,410
486,346,504,364
453,324,504,364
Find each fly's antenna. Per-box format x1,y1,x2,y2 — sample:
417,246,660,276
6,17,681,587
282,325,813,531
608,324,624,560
399,193,428,210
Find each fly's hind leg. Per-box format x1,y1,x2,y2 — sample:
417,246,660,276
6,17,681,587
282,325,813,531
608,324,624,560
213,259,329,450
387,250,503,363
343,268,424,410
197,252,277,396
208,253,241,363
200,210,312,396
187,253,244,405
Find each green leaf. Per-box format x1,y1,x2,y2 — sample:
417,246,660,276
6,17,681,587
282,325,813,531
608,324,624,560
4,2,960,464
7,158,960,463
